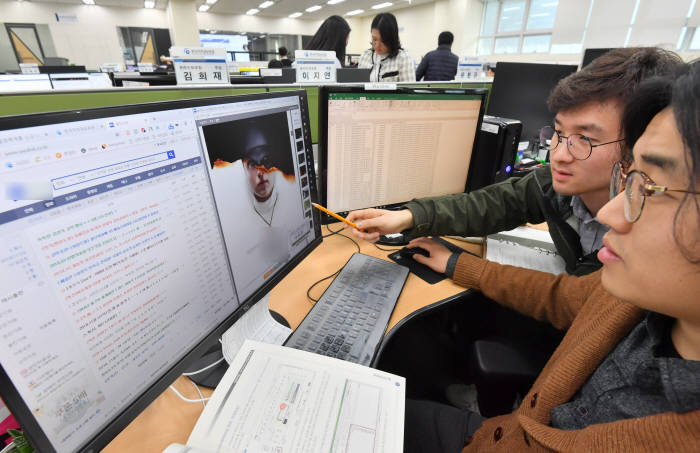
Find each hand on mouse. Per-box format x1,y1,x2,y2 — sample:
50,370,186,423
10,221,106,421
406,237,452,274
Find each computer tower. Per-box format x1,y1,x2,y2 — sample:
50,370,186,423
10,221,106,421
466,115,522,192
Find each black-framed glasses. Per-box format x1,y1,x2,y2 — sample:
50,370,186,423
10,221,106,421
539,125,624,160
609,161,700,222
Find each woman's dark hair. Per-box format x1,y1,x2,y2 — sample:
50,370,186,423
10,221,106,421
306,15,351,66
371,13,402,58
622,62,700,261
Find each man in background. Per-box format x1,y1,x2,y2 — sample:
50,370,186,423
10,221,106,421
415,31,458,81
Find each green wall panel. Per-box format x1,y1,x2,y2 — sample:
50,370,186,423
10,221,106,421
0,82,490,145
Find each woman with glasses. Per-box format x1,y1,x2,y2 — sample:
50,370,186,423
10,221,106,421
404,63,700,453
357,13,415,82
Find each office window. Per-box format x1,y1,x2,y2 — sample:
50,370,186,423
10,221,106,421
478,38,494,56
498,1,526,33
522,34,551,53
478,0,558,55
494,36,520,54
481,1,499,35
527,0,558,30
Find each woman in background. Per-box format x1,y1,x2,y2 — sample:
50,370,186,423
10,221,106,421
303,15,351,68
358,12,415,82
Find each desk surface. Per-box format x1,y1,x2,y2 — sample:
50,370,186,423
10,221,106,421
102,225,480,452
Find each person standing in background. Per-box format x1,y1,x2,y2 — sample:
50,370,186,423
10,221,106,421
358,13,415,82
415,31,459,81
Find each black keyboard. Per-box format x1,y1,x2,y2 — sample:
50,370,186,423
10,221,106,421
285,253,409,366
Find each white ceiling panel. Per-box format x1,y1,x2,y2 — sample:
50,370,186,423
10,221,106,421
28,0,434,17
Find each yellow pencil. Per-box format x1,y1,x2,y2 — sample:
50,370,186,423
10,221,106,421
311,203,364,231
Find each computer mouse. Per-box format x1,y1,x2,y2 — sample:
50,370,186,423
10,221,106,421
399,246,430,259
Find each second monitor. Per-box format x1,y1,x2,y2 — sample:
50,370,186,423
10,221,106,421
319,86,486,224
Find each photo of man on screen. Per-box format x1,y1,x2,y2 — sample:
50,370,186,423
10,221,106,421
201,113,306,301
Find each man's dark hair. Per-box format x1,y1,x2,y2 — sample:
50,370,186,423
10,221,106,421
278,47,288,57
547,47,683,114
306,15,351,66
438,31,453,46
371,13,402,58
622,62,700,262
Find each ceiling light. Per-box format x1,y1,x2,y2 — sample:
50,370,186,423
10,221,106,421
198,4,209,11
371,2,392,9
205,0,217,4
306,5,322,12
289,11,303,17
259,1,274,8
82,0,95,5
259,34,266,38
346,9,364,15
144,0,155,7
246,8,259,14
327,0,345,4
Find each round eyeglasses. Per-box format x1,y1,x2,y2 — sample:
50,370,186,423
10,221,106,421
540,126,624,160
609,161,700,223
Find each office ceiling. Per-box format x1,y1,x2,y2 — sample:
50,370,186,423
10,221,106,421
206,0,433,18
32,0,169,9
31,0,433,18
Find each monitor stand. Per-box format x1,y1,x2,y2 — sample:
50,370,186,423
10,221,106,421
185,308,290,388
377,233,409,246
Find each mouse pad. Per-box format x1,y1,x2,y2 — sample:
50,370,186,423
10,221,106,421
388,237,468,285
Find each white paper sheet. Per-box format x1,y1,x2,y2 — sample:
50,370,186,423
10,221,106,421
182,340,405,453
220,294,292,364
486,226,566,275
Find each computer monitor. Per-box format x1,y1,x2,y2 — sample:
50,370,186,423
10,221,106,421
336,68,371,83
0,74,52,92
581,48,614,69
261,67,296,84
39,65,86,74
49,72,113,90
0,90,321,452
319,86,486,220
487,62,578,147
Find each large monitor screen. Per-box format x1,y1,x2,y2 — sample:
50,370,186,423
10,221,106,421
0,90,321,452
487,62,578,145
320,87,486,215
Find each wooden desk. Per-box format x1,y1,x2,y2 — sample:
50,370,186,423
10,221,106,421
103,225,480,452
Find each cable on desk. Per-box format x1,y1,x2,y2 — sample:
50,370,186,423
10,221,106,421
169,384,210,406
373,243,402,252
306,230,361,304
191,379,207,408
322,223,344,238
181,356,225,376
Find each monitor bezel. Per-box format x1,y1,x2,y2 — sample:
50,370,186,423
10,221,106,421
317,85,488,223
0,89,323,453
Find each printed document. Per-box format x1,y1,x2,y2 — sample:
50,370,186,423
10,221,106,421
163,340,405,453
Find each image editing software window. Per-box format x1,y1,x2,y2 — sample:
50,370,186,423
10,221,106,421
0,108,239,451
196,96,315,304
325,91,483,213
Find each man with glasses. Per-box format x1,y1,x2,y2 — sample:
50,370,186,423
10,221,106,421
347,47,683,277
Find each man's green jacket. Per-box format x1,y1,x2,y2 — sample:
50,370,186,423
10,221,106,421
403,166,602,276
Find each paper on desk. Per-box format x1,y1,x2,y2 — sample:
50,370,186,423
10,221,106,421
486,226,566,275
220,294,292,365
184,340,405,453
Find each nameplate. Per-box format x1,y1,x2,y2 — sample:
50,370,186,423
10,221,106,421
364,82,397,90
456,56,485,81
170,46,230,86
19,63,39,74
295,50,336,83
